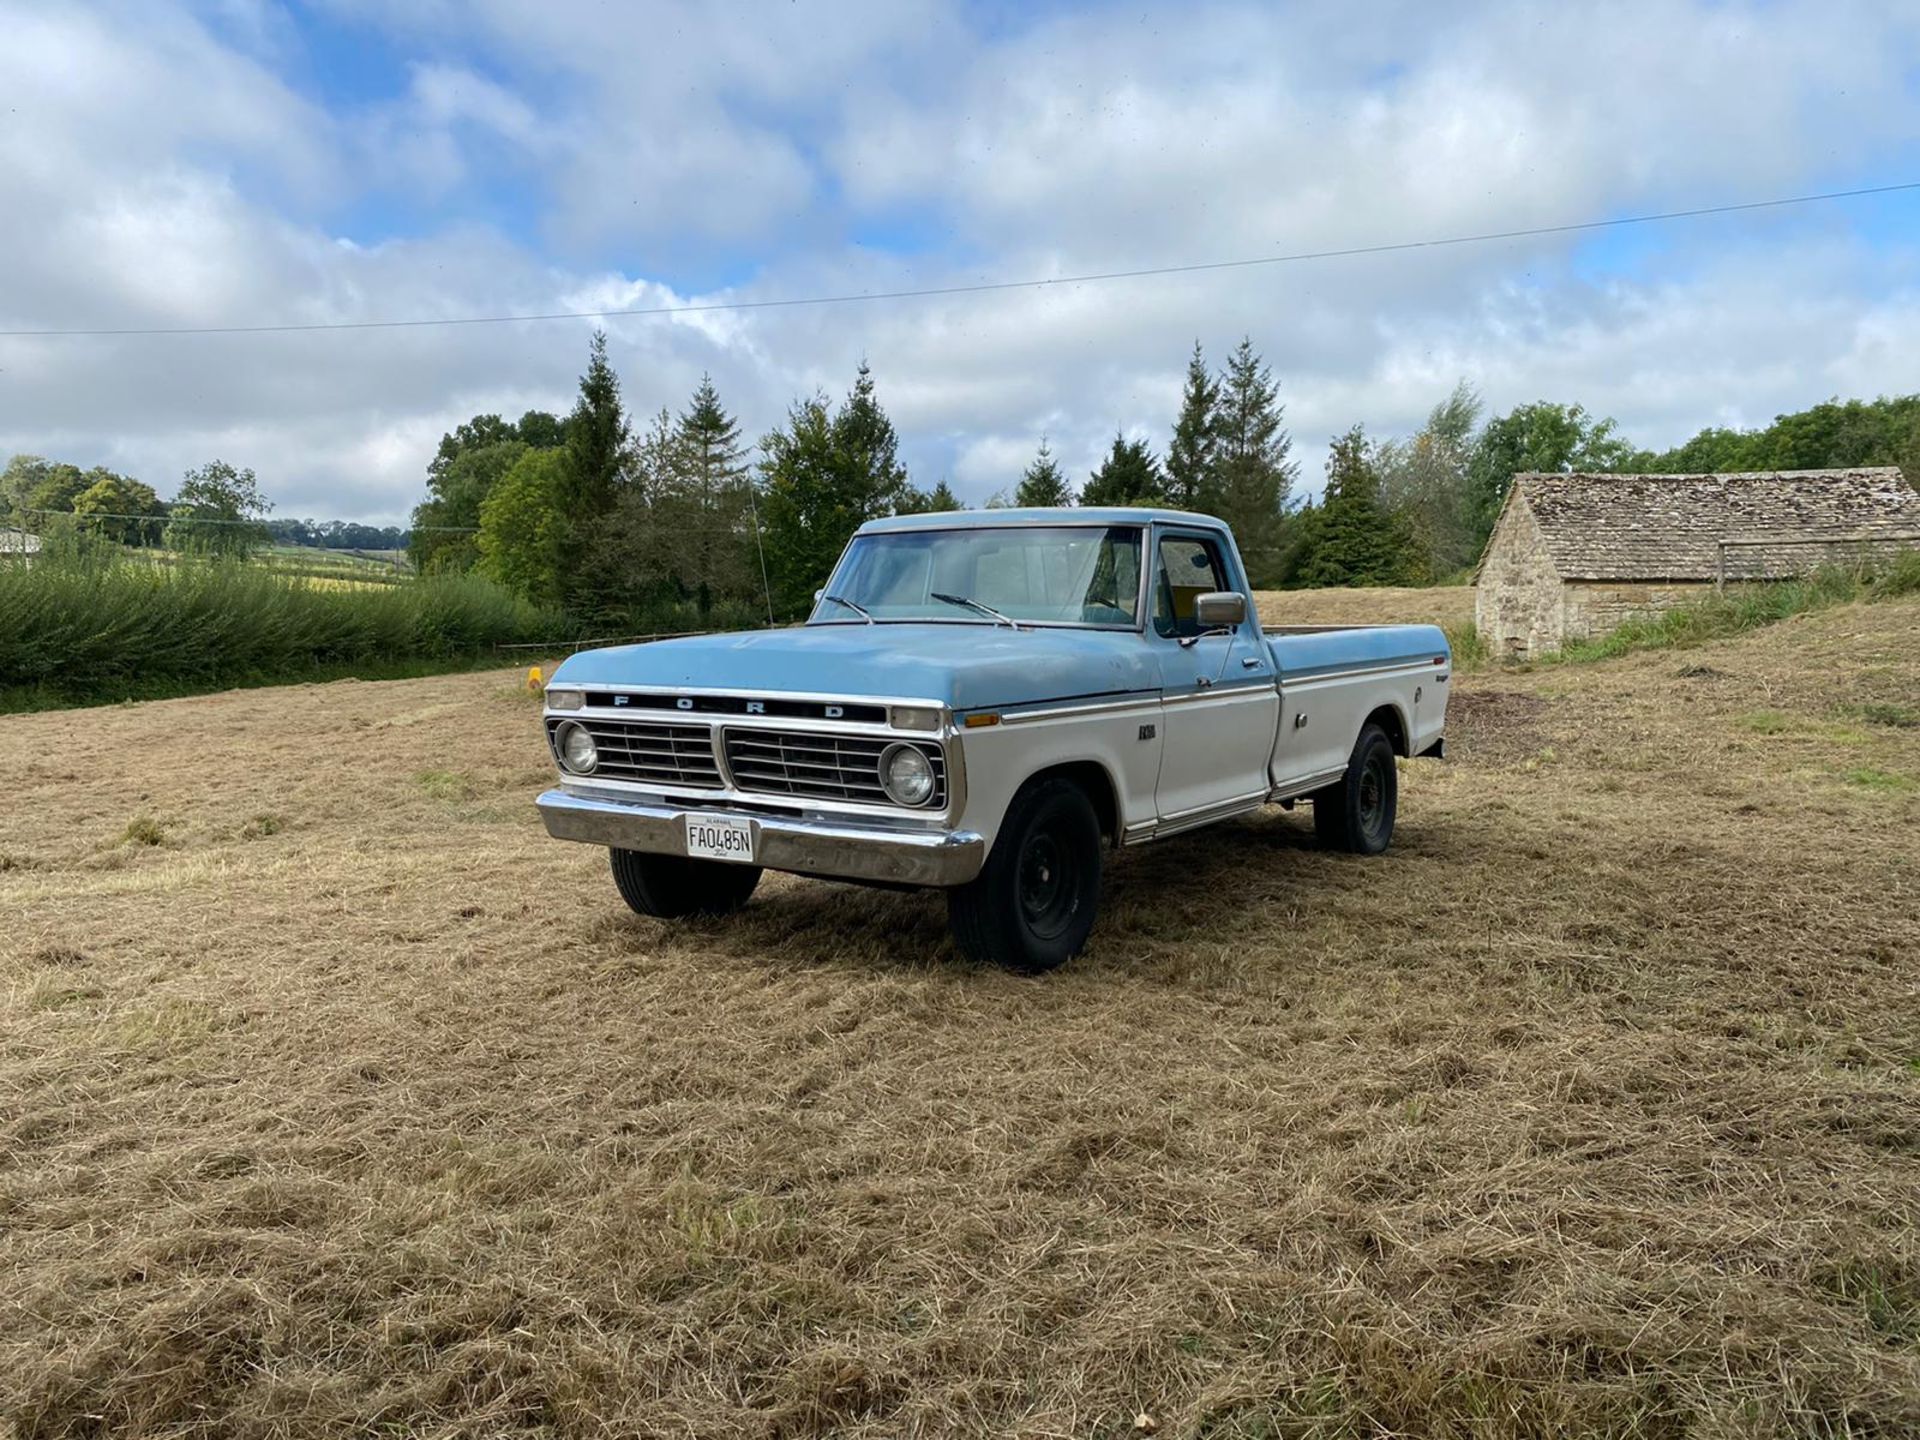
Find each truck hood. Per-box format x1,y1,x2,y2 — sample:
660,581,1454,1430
550,623,1159,711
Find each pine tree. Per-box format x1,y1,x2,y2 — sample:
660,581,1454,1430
1079,434,1165,506
575,410,679,625
1164,341,1220,510
1292,426,1415,587
757,362,914,615
1213,337,1295,584
674,375,755,615
563,330,633,523
556,330,635,609
833,360,912,514
1015,439,1074,507
898,478,964,513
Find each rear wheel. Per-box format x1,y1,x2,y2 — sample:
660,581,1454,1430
948,777,1103,973
1312,723,1398,855
609,848,761,918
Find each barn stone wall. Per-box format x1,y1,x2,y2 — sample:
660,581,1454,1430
1474,496,1565,658
1562,580,1715,641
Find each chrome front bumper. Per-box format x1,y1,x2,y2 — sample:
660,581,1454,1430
536,788,987,887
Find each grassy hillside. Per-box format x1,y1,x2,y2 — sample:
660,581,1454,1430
3,590,1917,1435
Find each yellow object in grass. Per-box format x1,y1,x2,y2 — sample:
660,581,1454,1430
526,666,544,693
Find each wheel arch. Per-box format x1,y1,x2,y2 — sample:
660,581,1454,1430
1364,702,1410,757
1020,759,1123,847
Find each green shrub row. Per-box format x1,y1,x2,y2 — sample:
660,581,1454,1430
0,545,568,702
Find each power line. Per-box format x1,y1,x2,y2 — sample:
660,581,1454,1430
4,181,1914,340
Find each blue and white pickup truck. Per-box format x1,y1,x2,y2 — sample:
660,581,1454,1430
538,507,1449,971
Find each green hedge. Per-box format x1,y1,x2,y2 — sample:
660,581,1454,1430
0,545,566,703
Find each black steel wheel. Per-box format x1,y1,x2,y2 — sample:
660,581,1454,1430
949,776,1103,972
1311,723,1398,855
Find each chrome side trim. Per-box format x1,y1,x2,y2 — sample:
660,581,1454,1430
1278,658,1446,686
1158,682,1280,710
998,692,1161,725
1123,788,1271,845
1268,766,1347,802
537,789,986,887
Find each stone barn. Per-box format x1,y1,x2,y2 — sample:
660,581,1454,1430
0,526,42,564
1474,467,1920,658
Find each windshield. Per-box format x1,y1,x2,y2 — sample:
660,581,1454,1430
812,525,1144,627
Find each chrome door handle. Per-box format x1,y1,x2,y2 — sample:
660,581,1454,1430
1241,657,1261,669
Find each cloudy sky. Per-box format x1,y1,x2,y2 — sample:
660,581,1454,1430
3,0,1918,523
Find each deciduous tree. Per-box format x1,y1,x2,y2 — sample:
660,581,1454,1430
167,460,272,558
1376,381,1482,580
413,440,529,574
1466,401,1633,545
2,455,56,520
413,411,567,571
72,473,166,546
477,449,572,606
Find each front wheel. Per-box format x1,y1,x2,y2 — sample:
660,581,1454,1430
1312,723,1398,854
948,777,1103,973
609,848,761,918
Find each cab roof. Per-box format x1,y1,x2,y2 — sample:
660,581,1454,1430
857,505,1227,534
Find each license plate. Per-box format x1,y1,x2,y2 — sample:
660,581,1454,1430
684,814,755,864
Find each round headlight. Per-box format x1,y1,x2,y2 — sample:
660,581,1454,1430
556,721,598,774
880,742,936,807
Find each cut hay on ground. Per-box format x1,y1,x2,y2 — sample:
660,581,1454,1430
2,593,1917,1436
1253,584,1474,631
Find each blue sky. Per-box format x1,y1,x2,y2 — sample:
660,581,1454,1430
2,0,1918,522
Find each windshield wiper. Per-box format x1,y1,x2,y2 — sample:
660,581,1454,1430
820,593,875,623
931,591,1021,630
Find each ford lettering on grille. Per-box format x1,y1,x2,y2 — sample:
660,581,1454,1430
581,692,886,723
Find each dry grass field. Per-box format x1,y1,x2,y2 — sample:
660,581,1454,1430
1253,585,1475,631
3,590,1918,1438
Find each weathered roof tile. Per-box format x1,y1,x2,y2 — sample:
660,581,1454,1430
1515,468,1920,580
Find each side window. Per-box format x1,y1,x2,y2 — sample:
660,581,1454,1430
1153,534,1230,639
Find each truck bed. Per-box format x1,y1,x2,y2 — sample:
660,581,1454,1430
1265,622,1451,678
1262,623,1451,791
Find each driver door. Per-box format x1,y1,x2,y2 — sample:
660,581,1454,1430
1150,530,1278,822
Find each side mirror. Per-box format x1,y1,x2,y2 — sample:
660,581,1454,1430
1194,591,1247,627
813,588,824,604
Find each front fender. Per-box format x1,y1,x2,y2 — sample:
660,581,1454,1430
953,695,1161,853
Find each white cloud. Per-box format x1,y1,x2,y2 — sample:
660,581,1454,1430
0,0,1917,522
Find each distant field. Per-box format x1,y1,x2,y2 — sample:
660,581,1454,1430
4,591,1918,1435
1254,583,1475,629
260,545,413,585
